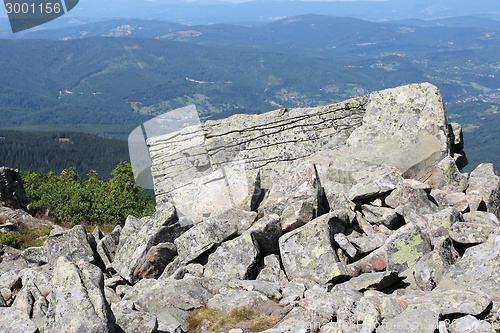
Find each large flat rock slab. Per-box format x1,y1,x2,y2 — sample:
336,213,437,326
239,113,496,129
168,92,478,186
148,83,450,222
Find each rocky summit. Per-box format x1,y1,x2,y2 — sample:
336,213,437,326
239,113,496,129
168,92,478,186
1,82,500,333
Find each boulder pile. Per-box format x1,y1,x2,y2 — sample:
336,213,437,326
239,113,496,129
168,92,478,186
1,83,500,333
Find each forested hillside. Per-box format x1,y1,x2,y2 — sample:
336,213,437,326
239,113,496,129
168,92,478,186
0,131,128,178
0,14,498,174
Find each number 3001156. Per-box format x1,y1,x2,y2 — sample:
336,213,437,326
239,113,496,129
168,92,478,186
5,2,61,14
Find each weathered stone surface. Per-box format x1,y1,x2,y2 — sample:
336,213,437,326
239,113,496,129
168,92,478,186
385,182,439,218
347,246,387,277
413,250,449,291
404,289,492,316
351,296,381,332
333,233,357,259
204,233,260,280
424,207,462,246
149,96,367,220
207,289,268,312
259,162,325,216
12,281,48,328
348,232,388,254
422,156,468,192
385,223,432,273
337,271,400,291
466,163,500,218
348,164,403,200
279,212,350,284
280,200,315,232
449,222,498,244
438,232,500,303
463,211,500,226
0,270,21,292
122,277,212,330
209,207,258,234
96,224,121,270
42,225,95,268
256,255,288,286
174,218,237,264
0,245,28,276
448,315,496,333
22,246,47,265
246,214,282,254
132,242,177,279
0,307,38,333
114,309,158,333
0,167,30,210
113,203,185,282
227,279,282,300
44,257,114,333
361,204,402,229
347,83,449,178
378,303,440,333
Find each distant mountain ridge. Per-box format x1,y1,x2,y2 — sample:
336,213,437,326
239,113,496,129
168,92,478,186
0,14,498,172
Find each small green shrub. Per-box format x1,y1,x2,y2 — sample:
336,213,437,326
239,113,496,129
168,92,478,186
0,223,53,250
21,161,155,227
0,232,22,249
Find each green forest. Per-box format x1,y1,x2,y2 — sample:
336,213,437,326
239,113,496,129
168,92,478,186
0,130,129,179
0,15,498,180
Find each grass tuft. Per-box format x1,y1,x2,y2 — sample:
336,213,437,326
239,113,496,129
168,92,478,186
186,307,279,333
0,222,53,250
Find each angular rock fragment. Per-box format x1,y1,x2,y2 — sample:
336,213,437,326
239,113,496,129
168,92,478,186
280,200,315,232
96,224,121,270
259,162,325,216
42,225,95,267
348,164,403,200
423,156,468,192
448,315,496,333
385,223,432,272
114,308,158,333
122,277,212,331
204,233,260,280
0,307,38,333
174,218,237,264
466,163,500,219
378,303,440,333
424,207,462,246
246,214,282,254
256,255,288,286
413,250,449,291
337,271,400,292
207,289,268,313
209,206,258,234
361,204,402,229
113,203,188,282
44,257,115,333
333,233,357,259
449,222,498,244
385,182,439,218
463,211,500,226
279,212,350,284
132,242,177,279
347,246,387,277
227,279,282,300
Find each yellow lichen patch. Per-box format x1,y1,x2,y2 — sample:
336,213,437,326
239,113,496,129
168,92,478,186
391,234,425,267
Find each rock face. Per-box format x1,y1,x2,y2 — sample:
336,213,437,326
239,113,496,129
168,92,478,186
148,82,449,222
4,82,500,333
0,167,30,210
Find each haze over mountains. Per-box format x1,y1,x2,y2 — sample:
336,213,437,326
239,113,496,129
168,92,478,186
0,0,499,176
